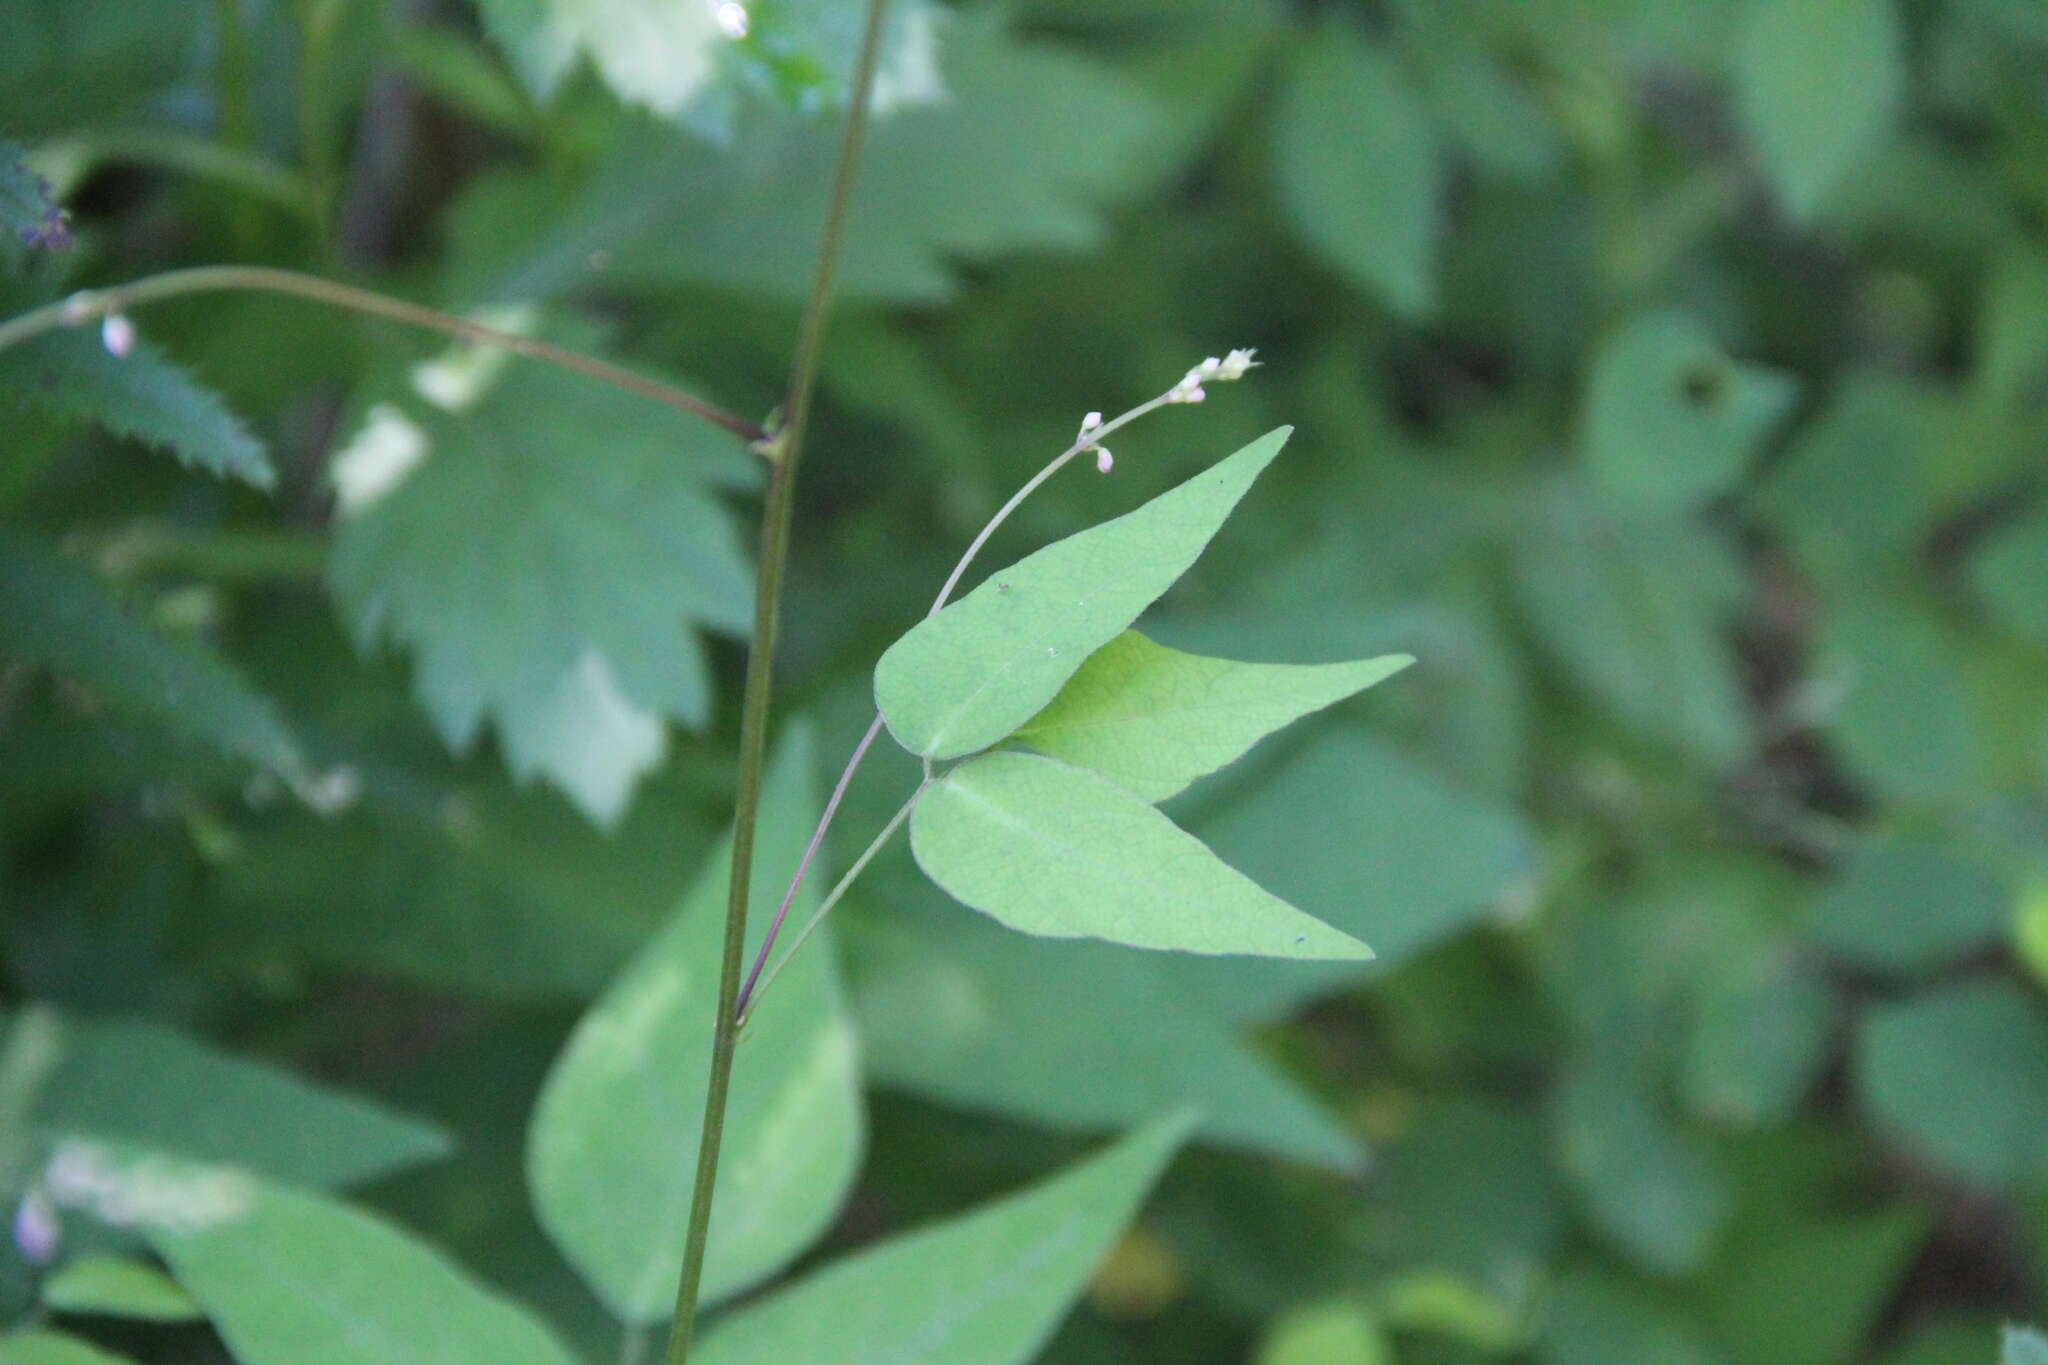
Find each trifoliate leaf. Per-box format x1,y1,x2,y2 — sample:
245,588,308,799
1272,27,1444,317
1013,631,1411,802
0,329,272,488
911,750,1372,960
877,429,1290,761
693,1114,1192,1365
0,531,301,776
157,1183,579,1365
326,319,753,825
1581,311,1796,512
528,725,863,1319
1736,0,1904,220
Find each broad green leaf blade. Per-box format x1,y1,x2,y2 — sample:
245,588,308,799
0,1332,135,1365
528,724,864,1320
1271,28,1443,317
877,428,1292,760
694,1114,1193,1365
0,329,272,488
156,1183,578,1365
1736,0,1903,220
910,751,1371,960
0,532,302,776
29,1015,450,1190
1257,1302,1392,1365
41,1254,199,1321
848,884,1365,1172
2007,1328,2048,1365
1537,1272,1727,1365
1014,631,1410,802
326,316,753,825
1803,837,2009,974
1581,311,1796,513
1973,506,2048,650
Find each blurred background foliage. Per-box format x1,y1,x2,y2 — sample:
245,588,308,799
4,0,2048,1360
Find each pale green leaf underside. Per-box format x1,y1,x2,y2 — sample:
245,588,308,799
0,531,301,776
911,751,1372,960
0,329,273,488
1737,0,1902,220
877,427,1291,760
2006,1327,2048,1365
157,1184,578,1365
695,1114,1193,1365
1015,630,1412,801
41,1254,200,1322
0,1332,136,1365
527,724,864,1320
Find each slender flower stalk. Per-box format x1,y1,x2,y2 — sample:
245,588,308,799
729,350,1262,1023
0,266,767,443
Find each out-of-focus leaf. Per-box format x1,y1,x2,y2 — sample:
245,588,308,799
1815,602,1980,808
41,1254,198,1321
326,319,753,825
29,1015,450,1190
1692,1206,1930,1365
1553,1056,1731,1275
1737,0,1904,219
1257,1301,1391,1365
528,724,863,1318
0,142,68,254
0,532,301,777
2008,1328,2048,1365
1512,485,1749,761
1804,836,2009,973
1538,1271,1727,1365
465,13,1169,304
846,883,1364,1172
0,329,273,488
1013,630,1410,802
0,1333,134,1365
1163,729,1533,1022
0,3,195,138
1859,981,2048,1188
1369,1098,1563,1285
1681,941,1829,1129
912,750,1371,960
1581,311,1796,513
158,1183,578,1365
1271,27,1443,316
877,429,1290,761
692,1114,1192,1365
1974,506,2048,650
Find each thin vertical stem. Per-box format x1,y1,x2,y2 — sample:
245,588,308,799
661,3,892,1360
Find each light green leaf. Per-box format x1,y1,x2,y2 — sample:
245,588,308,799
30,1016,451,1190
528,724,863,1320
1804,837,2009,974
464,14,1168,305
156,1183,578,1365
694,1114,1192,1365
1859,982,2048,1189
41,1254,198,1321
1973,507,2048,650
0,329,272,488
877,428,1291,761
1736,0,1904,220
1257,1302,1391,1365
0,531,302,777
326,317,753,825
1013,631,1411,802
847,884,1364,1172
1581,311,1796,512
2007,1328,2048,1365
0,1332,135,1365
1271,27,1443,316
910,750,1370,960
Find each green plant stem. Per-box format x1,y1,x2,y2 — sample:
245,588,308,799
730,387,1188,1004
661,2,893,1360
737,785,924,1032
0,266,766,443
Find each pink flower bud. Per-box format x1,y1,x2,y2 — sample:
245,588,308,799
1096,447,1114,474
13,1189,58,1265
101,314,136,358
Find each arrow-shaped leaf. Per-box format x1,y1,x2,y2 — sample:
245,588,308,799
910,751,1372,960
1014,630,1412,801
875,427,1292,760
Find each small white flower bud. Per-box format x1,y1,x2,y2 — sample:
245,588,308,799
101,313,136,358
1096,447,1114,473
1216,348,1259,380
